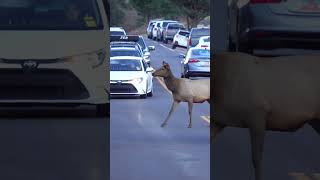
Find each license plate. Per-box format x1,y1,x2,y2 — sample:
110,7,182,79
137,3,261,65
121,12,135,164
287,0,320,13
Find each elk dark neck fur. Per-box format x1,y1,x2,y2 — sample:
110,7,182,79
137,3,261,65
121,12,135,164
163,69,179,93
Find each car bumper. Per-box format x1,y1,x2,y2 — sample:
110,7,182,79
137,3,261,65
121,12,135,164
0,60,108,104
186,65,210,77
110,81,147,96
239,4,320,50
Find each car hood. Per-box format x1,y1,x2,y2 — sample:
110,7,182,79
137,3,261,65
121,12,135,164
110,71,145,81
0,31,106,59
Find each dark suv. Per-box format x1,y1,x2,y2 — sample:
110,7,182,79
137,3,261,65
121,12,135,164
187,27,210,49
163,23,185,43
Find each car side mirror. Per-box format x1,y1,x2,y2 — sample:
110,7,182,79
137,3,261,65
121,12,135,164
148,46,155,51
179,54,186,58
146,67,154,72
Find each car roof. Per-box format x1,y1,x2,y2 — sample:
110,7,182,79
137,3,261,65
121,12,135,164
110,27,125,31
110,56,142,60
110,47,137,50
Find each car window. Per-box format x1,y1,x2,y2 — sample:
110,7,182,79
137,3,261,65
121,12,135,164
191,49,210,57
157,23,160,27
163,21,175,27
203,37,210,42
110,59,142,71
110,49,140,57
168,24,184,29
0,0,103,30
191,29,210,37
110,31,125,36
137,38,146,50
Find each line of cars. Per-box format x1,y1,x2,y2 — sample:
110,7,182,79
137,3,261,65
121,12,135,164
146,19,211,79
109,28,155,99
147,19,210,49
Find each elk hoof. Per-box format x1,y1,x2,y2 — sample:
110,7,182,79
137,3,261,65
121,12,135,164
161,123,167,127
188,124,192,128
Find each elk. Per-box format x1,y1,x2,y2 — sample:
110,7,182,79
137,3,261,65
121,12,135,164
212,52,320,180
152,61,210,128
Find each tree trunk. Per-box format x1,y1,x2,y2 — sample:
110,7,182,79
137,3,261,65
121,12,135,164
186,16,190,31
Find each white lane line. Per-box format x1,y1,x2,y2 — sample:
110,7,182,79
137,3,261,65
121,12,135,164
201,116,210,124
160,44,175,52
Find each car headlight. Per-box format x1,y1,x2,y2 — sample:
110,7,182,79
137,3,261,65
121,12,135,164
64,49,106,68
129,77,143,84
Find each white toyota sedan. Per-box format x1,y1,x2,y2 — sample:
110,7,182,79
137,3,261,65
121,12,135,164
110,56,154,98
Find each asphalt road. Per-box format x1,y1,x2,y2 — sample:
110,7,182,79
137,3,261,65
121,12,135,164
110,37,210,180
0,107,108,180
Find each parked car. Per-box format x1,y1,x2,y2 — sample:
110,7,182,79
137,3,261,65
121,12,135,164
163,23,186,43
147,19,161,39
110,27,126,36
152,21,162,40
187,27,210,49
110,56,154,98
227,0,320,54
0,0,109,116
157,20,178,41
172,30,190,49
180,47,210,78
196,36,210,49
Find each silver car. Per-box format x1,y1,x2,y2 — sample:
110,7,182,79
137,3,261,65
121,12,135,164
228,0,320,54
180,47,210,78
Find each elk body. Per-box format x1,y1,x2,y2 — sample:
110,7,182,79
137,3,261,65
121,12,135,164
212,52,320,180
152,61,210,128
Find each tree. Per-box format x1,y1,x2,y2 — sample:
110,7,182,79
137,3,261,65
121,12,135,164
170,0,210,29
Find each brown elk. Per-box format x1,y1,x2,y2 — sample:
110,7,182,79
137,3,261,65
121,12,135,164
152,61,210,128
212,52,320,180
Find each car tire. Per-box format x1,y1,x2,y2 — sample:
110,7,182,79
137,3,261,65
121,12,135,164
181,74,185,78
172,42,177,49
140,94,147,99
147,90,153,97
163,38,168,44
96,103,109,117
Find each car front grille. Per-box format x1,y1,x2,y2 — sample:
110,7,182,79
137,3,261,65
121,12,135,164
110,83,138,94
0,69,89,100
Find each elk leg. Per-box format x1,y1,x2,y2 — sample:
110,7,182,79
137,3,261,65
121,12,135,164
249,114,266,180
161,100,180,127
187,101,193,128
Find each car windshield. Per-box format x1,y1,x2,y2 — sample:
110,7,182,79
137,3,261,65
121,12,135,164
203,37,210,42
110,59,142,71
180,31,189,36
191,49,210,58
0,0,103,30
110,31,125,36
110,49,141,57
192,29,210,37
137,38,146,50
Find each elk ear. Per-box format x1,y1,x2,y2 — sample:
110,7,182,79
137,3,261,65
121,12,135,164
162,61,168,65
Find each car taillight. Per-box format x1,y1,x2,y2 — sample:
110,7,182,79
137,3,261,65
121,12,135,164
250,0,281,3
189,38,192,46
188,59,200,63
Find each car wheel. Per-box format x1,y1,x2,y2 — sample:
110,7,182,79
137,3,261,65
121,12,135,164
96,103,109,117
172,42,177,49
147,90,153,97
140,94,147,99
181,73,185,78
163,38,168,44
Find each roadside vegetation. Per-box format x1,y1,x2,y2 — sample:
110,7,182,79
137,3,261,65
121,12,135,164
110,0,210,33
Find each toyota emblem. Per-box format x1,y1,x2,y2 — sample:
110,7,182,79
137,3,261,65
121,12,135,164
22,60,38,70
